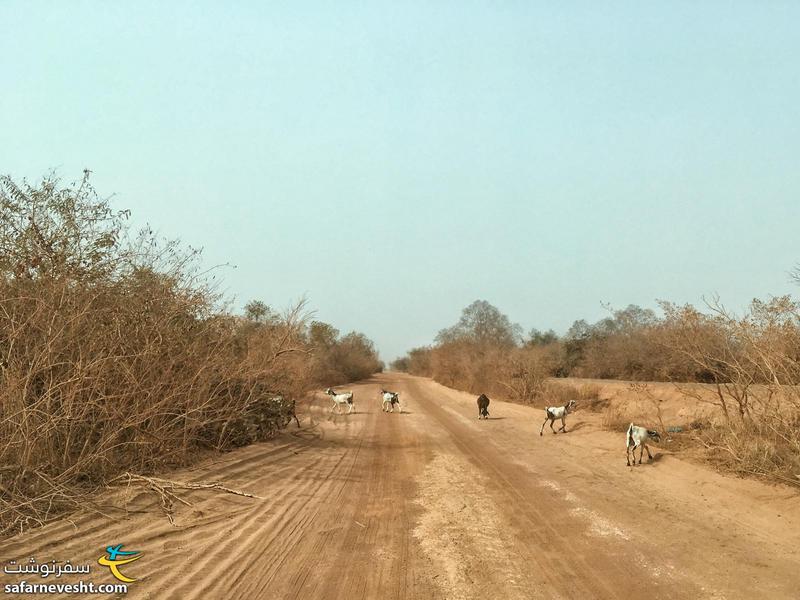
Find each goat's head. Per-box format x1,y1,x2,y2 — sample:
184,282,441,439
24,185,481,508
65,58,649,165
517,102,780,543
567,399,577,411
647,430,662,442
325,388,334,395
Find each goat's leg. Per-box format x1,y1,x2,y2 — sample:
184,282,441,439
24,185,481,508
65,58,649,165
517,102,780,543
645,443,653,462
550,419,557,434
539,418,548,435
638,445,644,464
559,416,567,432
626,446,632,466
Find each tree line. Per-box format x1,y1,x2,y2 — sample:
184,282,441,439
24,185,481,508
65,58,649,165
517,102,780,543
392,296,800,485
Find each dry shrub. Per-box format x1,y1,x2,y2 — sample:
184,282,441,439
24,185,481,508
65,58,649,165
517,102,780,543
661,298,800,486
395,283,800,487
576,383,601,399
601,405,633,432
425,343,555,403
495,346,555,402
695,419,800,486
308,322,383,385
629,383,666,435
0,173,380,535
575,384,608,411
543,382,578,407
600,402,659,433
539,381,601,408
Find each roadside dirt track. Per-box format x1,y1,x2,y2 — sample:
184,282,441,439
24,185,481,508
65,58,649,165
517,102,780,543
1,373,798,599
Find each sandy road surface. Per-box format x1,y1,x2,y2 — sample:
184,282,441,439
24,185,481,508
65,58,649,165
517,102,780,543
1,373,798,599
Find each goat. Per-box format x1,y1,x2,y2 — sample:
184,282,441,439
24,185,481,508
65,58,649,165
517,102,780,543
286,398,301,427
477,394,490,419
539,399,577,435
325,388,355,414
380,389,401,413
269,395,301,427
626,423,661,466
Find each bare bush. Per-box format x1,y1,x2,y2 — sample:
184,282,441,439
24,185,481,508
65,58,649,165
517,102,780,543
0,173,381,535
398,293,800,486
629,383,666,435
397,302,567,402
660,297,800,486
601,406,634,432
306,321,383,385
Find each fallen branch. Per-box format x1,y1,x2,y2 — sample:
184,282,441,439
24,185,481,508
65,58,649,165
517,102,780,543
109,472,260,525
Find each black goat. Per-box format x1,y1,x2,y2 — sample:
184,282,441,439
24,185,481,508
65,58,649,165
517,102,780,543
477,394,490,419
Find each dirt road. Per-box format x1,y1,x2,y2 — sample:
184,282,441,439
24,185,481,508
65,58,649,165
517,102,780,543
2,373,798,599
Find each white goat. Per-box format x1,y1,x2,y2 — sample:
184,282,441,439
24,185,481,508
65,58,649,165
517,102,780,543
380,389,401,413
325,388,355,414
626,423,661,466
539,399,577,435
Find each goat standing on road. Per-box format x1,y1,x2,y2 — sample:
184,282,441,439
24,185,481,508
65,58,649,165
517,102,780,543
539,399,577,435
326,388,355,414
287,398,301,427
626,423,661,466
381,389,401,413
270,395,301,427
477,394,490,419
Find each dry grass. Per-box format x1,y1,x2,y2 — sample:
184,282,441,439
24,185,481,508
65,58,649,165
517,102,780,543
601,406,633,432
0,173,382,535
691,418,800,487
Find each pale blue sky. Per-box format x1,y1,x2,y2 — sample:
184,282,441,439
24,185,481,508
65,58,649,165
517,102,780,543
2,2,798,360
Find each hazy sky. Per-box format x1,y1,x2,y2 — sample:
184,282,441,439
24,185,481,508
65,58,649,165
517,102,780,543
2,2,799,360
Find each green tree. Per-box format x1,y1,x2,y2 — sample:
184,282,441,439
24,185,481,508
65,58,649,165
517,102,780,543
308,321,339,348
436,300,520,348
244,300,276,324
526,328,558,346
